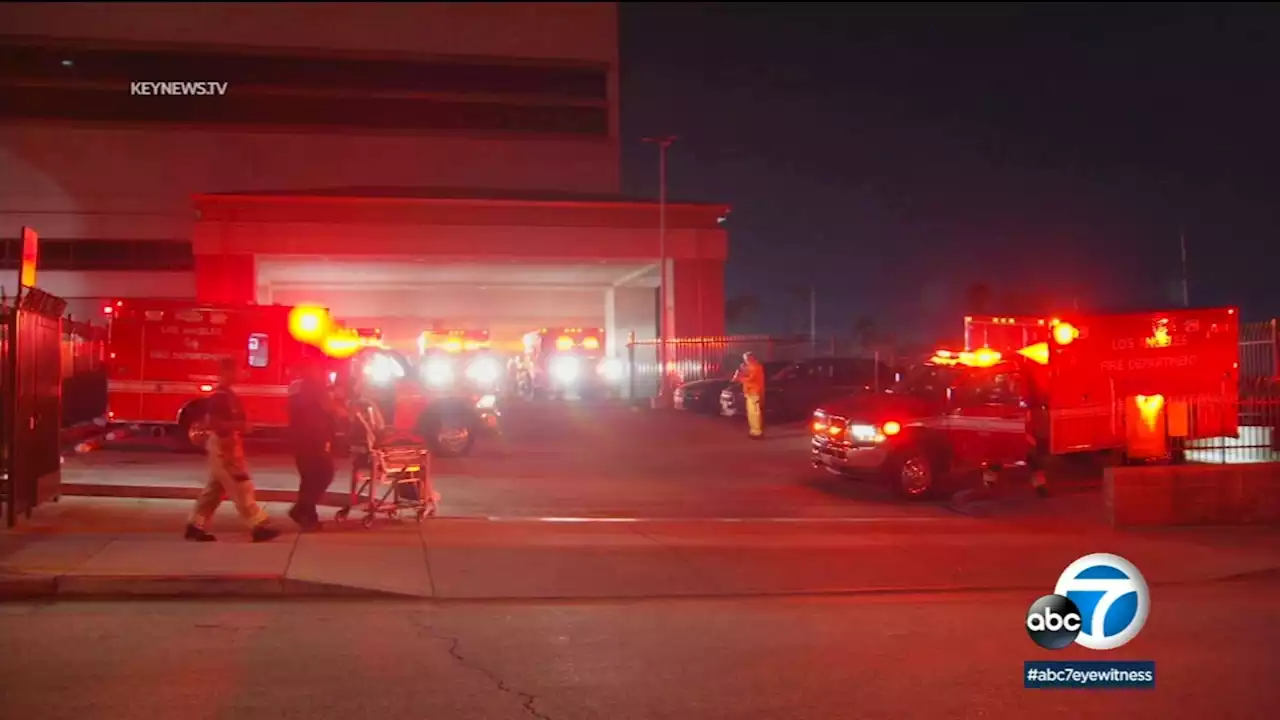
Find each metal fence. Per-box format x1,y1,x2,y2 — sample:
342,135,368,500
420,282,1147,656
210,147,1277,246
1240,320,1277,385
623,335,880,398
1182,396,1280,464
61,318,108,427
2,288,68,526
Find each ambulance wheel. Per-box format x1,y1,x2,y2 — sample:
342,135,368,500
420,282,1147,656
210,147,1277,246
888,449,939,500
421,415,475,458
176,405,208,451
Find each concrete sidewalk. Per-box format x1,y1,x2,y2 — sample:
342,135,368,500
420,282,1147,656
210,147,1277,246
3,497,1279,601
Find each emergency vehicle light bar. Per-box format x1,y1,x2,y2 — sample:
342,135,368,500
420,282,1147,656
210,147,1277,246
964,315,1047,326
930,348,1003,368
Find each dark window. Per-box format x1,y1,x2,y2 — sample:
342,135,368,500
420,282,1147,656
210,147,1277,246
956,371,1023,407
0,239,194,271
0,85,609,136
0,43,608,100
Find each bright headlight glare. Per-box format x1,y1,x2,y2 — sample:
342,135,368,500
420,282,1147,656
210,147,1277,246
476,394,497,409
422,357,454,387
466,357,501,385
848,424,883,443
364,352,404,384
598,358,625,381
550,355,580,383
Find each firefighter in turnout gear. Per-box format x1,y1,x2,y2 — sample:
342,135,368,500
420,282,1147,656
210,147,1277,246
184,357,281,542
733,351,767,439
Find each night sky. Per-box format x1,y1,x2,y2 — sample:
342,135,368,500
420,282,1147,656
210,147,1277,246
618,2,1280,342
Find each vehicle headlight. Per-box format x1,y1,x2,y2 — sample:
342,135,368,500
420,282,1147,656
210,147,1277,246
849,424,885,443
549,355,580,384
422,357,454,387
597,357,625,381
364,352,405,385
475,393,497,409
466,357,501,385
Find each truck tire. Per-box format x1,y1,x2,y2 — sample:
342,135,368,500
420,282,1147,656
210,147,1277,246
886,446,943,501
176,403,209,452
419,412,475,458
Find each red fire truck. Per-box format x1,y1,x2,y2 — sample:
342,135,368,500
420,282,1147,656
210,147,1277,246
104,299,333,447
811,308,1240,499
513,327,625,399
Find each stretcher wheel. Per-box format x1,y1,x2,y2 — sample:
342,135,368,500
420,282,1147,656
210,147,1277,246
334,508,350,523
388,509,399,520
361,514,375,529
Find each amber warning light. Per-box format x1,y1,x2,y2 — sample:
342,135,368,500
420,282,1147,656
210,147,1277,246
20,226,38,288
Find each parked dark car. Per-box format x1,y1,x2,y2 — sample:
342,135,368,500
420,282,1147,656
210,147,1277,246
674,361,790,414
719,357,896,423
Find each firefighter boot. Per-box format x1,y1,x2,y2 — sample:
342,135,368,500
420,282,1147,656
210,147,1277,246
184,524,216,542
1030,471,1049,498
251,523,282,543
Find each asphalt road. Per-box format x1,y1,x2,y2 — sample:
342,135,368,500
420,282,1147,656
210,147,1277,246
65,401,1029,521
2,579,1277,719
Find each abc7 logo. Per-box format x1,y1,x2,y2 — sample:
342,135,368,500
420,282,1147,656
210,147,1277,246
1026,553,1150,651
1026,594,1083,650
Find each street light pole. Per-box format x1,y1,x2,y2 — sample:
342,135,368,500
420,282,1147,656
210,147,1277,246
643,135,677,403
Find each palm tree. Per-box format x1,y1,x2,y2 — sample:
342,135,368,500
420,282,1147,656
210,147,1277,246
853,315,879,350
965,282,993,315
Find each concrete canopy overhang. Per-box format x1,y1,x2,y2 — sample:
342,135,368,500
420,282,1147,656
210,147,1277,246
256,256,661,294
192,188,730,262
192,189,729,345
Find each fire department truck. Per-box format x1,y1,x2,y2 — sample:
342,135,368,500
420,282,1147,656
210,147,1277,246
103,300,333,447
416,328,505,394
513,327,625,399
811,308,1240,499
105,301,496,456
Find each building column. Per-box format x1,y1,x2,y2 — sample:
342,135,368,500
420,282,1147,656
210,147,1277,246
671,258,725,339
604,287,618,357
195,253,257,303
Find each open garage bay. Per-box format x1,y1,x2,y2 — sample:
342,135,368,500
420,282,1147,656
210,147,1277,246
63,405,960,521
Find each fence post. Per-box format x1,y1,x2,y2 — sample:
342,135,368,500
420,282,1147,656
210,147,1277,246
627,331,637,400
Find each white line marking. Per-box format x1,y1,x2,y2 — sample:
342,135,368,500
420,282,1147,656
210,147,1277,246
478,516,958,524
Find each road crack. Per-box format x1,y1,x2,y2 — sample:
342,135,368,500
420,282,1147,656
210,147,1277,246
411,619,551,720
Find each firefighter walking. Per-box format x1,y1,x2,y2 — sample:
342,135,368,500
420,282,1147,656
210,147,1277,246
733,351,767,439
184,357,281,542
287,359,339,531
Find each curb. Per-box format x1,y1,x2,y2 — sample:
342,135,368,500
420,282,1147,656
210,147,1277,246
58,483,348,507
0,573,414,601
6,564,1278,603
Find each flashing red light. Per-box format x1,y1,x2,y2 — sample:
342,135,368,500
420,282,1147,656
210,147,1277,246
102,305,113,315
1052,322,1077,345
882,420,902,436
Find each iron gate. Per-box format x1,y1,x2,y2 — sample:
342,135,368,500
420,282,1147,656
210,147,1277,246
1,287,67,527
